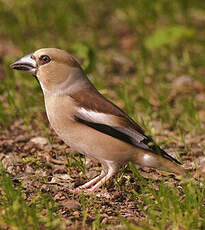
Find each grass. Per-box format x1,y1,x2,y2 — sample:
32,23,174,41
128,163,205,230
0,0,205,229
0,167,64,230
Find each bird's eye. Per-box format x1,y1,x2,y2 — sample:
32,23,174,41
39,55,51,65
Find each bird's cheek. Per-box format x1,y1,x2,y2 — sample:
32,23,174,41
36,69,49,88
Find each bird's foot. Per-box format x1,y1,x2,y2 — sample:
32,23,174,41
70,167,115,194
70,187,110,197
69,187,82,194
70,187,96,194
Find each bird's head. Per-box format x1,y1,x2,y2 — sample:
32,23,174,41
10,48,84,94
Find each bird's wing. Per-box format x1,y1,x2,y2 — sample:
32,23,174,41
70,85,146,134
71,89,181,165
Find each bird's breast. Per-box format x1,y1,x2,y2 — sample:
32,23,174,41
43,94,136,163
44,95,77,141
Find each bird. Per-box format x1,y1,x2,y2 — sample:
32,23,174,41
10,48,187,193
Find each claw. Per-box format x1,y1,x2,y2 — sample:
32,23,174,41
70,165,116,193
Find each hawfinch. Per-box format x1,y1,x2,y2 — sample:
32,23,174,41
11,48,186,193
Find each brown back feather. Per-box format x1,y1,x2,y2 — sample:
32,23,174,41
70,85,145,134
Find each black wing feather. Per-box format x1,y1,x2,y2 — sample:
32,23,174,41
74,115,181,165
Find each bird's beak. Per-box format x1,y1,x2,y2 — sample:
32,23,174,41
10,53,36,76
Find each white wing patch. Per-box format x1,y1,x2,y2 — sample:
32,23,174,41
77,108,116,126
76,107,145,143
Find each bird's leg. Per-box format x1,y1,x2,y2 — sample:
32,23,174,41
80,170,106,189
71,170,106,193
83,163,118,193
71,161,118,193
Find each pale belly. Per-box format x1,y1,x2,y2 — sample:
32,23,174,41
44,95,137,164
54,119,135,163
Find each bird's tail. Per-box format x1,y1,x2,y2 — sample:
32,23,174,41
132,150,187,177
